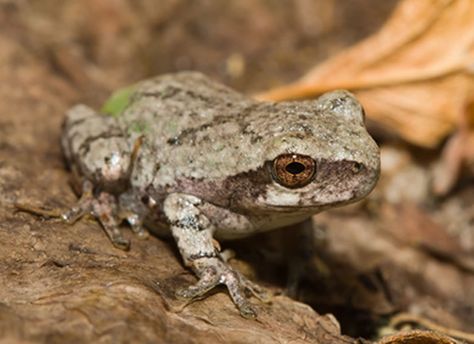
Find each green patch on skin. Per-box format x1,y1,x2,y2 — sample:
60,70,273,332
101,85,137,117
128,120,150,135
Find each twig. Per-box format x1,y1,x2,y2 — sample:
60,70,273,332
390,312,474,343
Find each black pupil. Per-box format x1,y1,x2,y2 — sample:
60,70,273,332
285,162,305,175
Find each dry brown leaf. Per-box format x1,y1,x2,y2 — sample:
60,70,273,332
378,330,457,344
257,0,474,150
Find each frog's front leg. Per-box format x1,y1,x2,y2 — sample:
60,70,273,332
17,180,136,250
163,193,258,318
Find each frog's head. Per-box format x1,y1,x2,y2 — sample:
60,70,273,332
234,90,380,214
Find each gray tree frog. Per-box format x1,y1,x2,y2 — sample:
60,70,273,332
60,72,380,317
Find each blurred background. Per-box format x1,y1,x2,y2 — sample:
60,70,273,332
1,1,396,94
0,0,473,342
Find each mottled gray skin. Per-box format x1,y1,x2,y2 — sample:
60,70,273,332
61,72,380,317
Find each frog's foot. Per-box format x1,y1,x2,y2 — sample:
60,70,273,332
14,202,67,220
17,181,130,250
218,249,271,302
176,257,258,318
237,272,271,303
14,180,95,223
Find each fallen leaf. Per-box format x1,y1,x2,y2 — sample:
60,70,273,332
378,330,457,344
257,0,474,151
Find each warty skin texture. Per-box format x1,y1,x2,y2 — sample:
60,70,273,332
60,71,380,317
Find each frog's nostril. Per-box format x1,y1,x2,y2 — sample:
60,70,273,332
285,162,305,175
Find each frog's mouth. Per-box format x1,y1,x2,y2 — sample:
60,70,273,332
263,203,336,213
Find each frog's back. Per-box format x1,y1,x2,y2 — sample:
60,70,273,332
118,72,250,139
119,72,259,189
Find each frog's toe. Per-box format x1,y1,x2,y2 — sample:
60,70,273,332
219,251,271,303
237,301,257,319
175,261,222,300
95,214,131,251
15,202,67,220
240,275,271,303
61,201,93,224
90,191,134,251
110,234,131,251
135,228,150,239
223,269,258,318
61,180,95,223
130,223,150,240
176,270,257,318
126,214,150,239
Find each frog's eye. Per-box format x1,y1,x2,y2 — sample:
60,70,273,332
272,154,316,188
